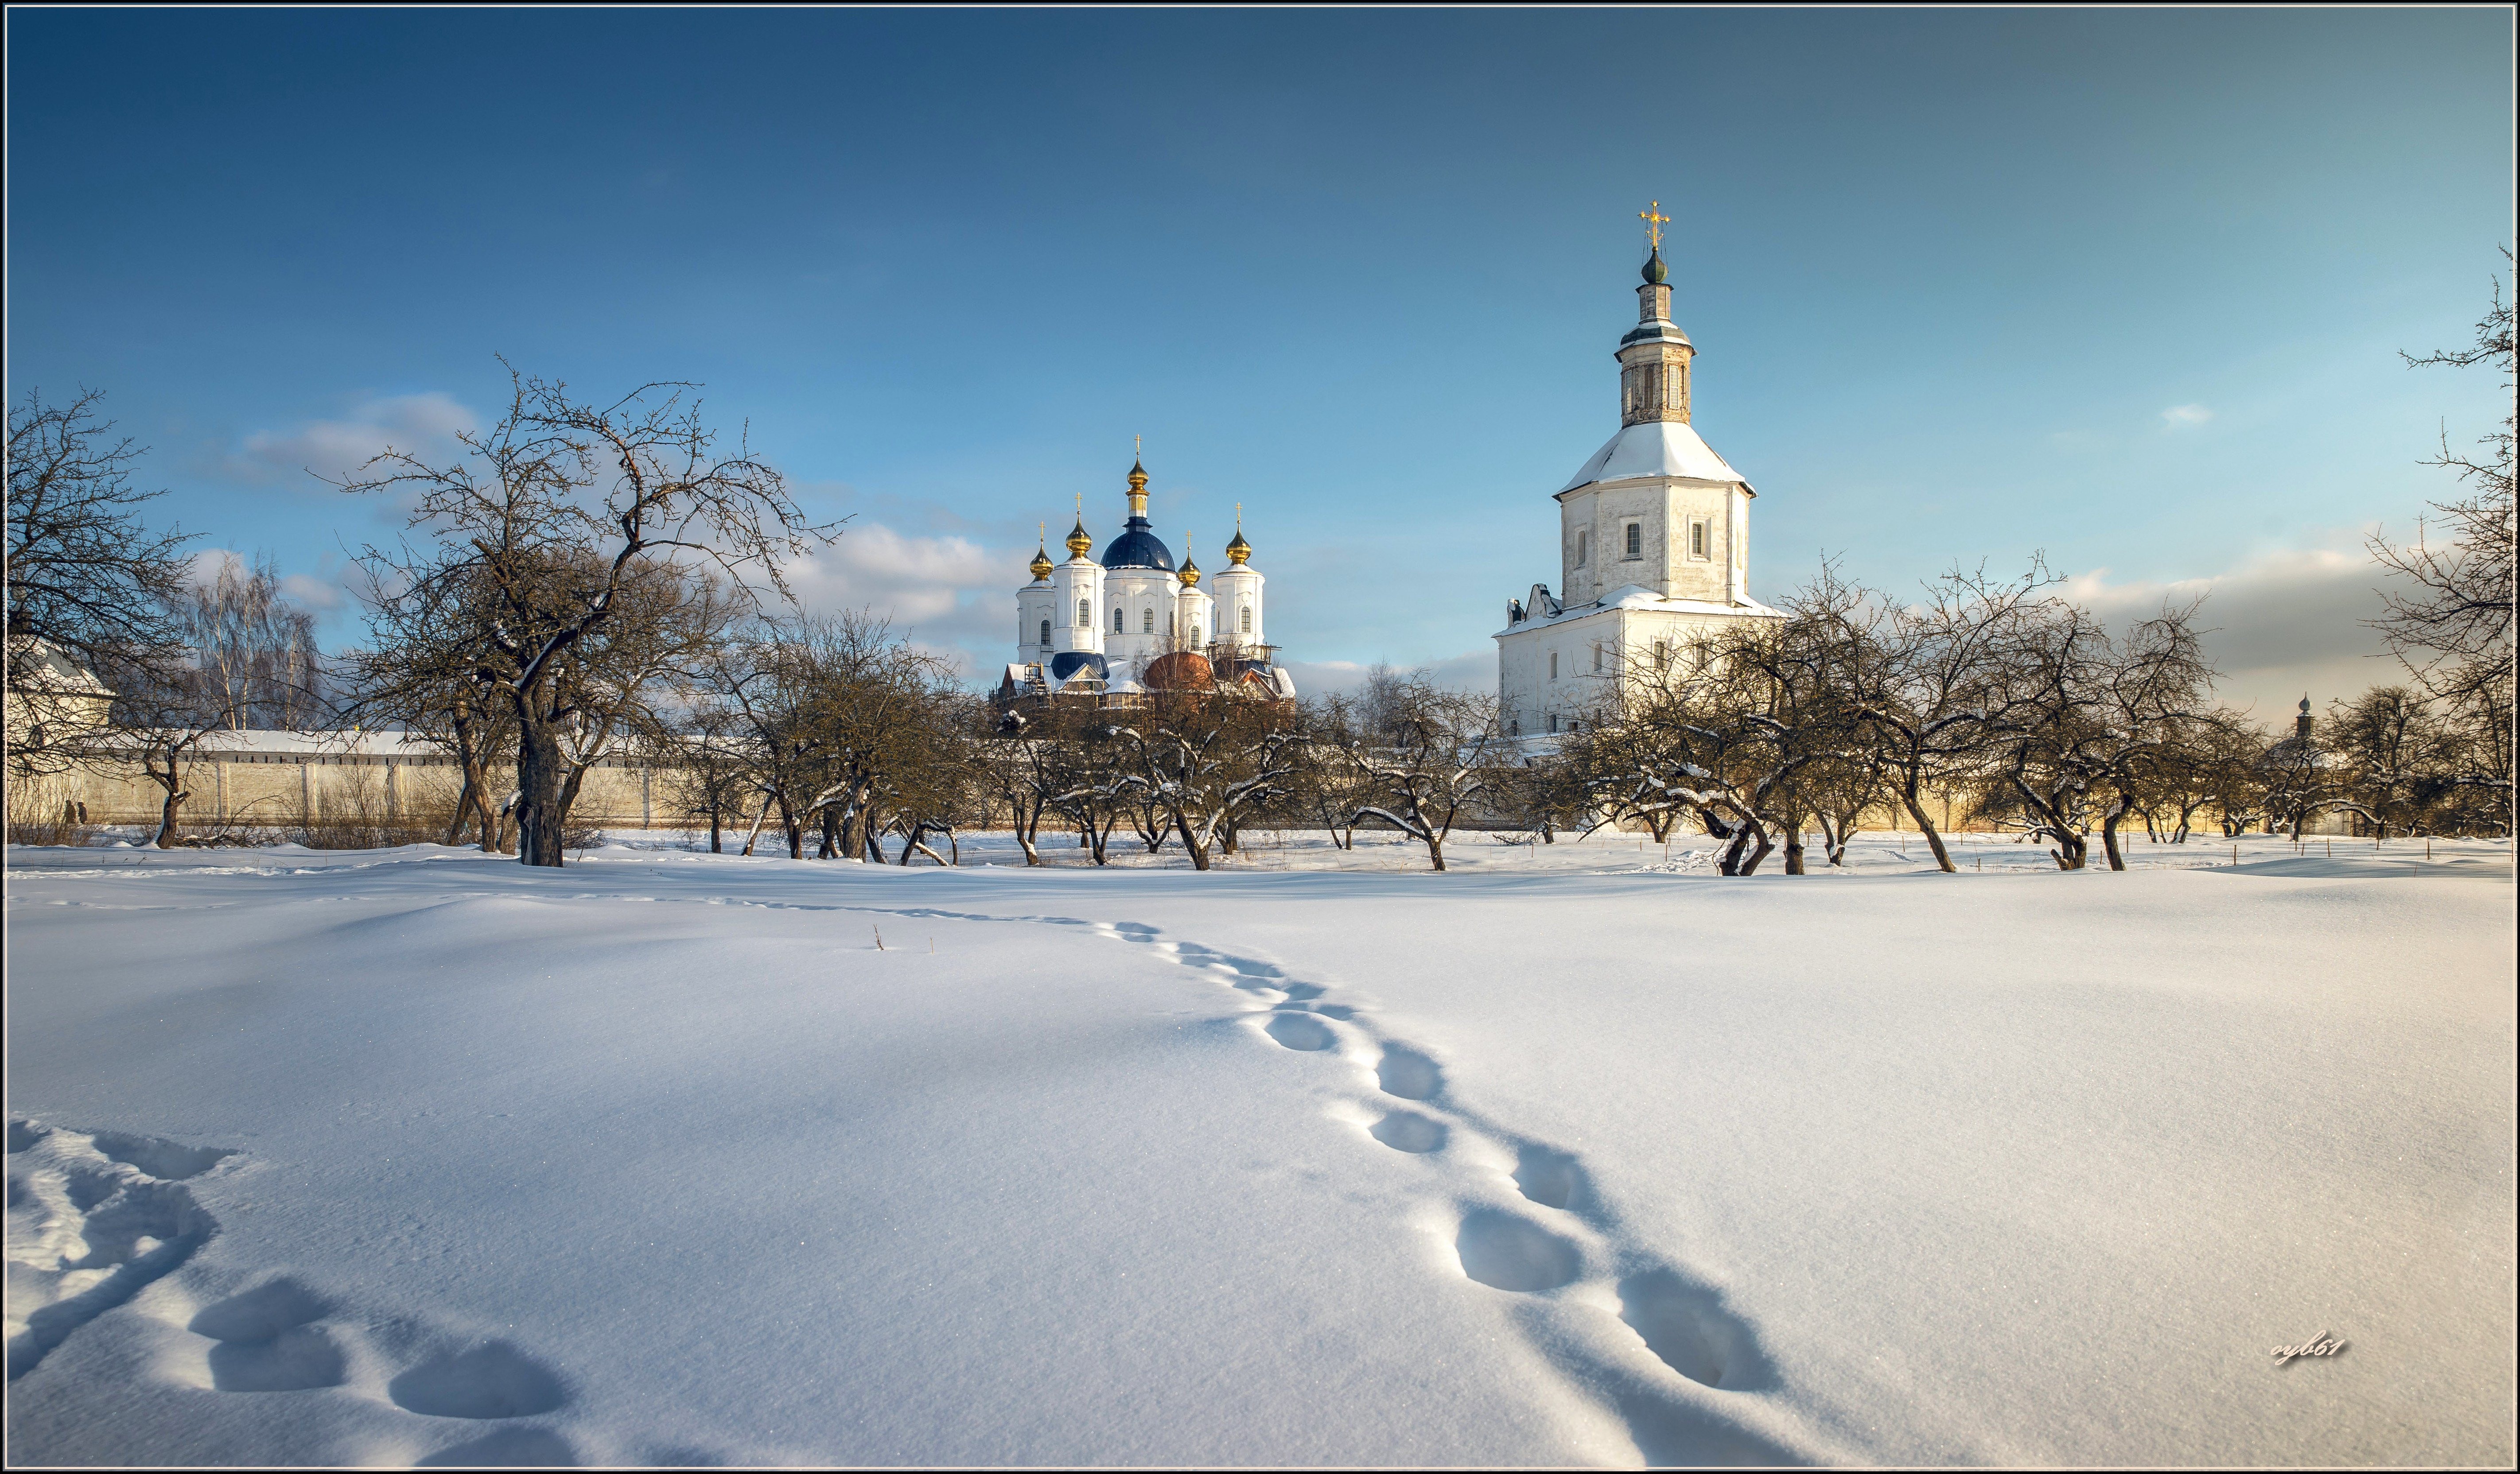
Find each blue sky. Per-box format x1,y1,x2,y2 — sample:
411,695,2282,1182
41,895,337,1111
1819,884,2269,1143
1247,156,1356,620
8,8,2511,716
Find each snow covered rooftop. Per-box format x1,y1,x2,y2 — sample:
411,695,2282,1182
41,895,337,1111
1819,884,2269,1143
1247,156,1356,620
11,639,112,697
1558,420,1752,495
135,728,445,760
1498,583,1783,635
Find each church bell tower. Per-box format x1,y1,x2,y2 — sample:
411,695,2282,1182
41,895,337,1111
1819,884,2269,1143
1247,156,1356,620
1618,203,1694,427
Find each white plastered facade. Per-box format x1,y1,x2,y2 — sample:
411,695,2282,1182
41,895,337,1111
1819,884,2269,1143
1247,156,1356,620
1011,463,1270,684
1496,260,1781,736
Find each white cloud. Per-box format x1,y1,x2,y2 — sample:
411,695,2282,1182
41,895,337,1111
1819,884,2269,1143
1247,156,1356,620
183,548,244,590
179,549,354,615
279,573,350,615
219,392,479,487
780,522,1012,677
2058,534,2412,722
2159,403,2214,429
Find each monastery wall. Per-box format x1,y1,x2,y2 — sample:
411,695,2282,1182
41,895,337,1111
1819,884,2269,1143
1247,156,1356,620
11,744,676,831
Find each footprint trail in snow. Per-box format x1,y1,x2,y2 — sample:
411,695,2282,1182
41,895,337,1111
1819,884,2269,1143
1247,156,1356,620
5,1120,224,1381
864,904,1828,1466
7,1119,606,1467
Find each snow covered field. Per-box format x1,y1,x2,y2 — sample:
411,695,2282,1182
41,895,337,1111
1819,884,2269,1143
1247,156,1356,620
6,831,2512,1467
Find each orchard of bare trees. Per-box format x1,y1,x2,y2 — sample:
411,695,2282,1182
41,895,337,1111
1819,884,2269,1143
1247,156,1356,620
1555,557,2510,877
8,248,2510,866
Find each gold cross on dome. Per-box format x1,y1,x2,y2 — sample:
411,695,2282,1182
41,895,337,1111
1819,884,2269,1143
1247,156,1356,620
1640,201,1669,251
1134,433,1142,457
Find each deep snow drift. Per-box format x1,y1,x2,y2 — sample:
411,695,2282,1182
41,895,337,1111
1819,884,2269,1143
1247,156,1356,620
6,833,2512,1466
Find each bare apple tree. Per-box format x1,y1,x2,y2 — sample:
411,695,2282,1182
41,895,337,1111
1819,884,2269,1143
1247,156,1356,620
1333,675,1509,873
339,368,832,866
2368,249,2515,834
5,389,194,775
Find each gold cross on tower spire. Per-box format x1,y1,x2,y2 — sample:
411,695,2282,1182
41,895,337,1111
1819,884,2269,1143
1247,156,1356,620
1639,201,1670,252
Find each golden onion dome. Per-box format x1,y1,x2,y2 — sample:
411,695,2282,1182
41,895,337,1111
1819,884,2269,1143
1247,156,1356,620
1178,534,1201,587
1127,458,1149,494
1065,516,1094,559
1224,526,1252,566
1028,541,1054,581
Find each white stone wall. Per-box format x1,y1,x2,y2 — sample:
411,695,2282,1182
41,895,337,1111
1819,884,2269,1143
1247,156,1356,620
1103,570,1176,674
1176,585,1213,650
1211,567,1264,649
11,747,671,830
1017,581,1058,665
1497,605,1770,737
1558,476,1745,606
1019,550,1260,676
1050,558,1106,656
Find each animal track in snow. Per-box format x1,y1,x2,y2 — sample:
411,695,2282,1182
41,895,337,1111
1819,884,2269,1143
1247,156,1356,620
6,1120,222,1381
1050,913,1803,1463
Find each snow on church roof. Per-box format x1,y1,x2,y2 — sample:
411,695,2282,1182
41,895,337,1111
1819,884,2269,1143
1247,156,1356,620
1558,420,1753,496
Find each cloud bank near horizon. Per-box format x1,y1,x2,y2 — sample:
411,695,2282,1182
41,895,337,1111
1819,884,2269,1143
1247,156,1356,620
1281,532,2414,725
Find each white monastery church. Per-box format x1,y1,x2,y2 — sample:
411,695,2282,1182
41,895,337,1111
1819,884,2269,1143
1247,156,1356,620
1497,212,1781,734
1003,458,1295,700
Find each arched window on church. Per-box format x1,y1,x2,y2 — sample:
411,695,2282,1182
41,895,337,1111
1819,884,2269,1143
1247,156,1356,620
1575,530,1588,566
1077,598,1091,628
1112,606,1125,634
1142,608,1154,634
1690,521,1708,559
1040,618,1051,648
1625,523,1641,559
1239,606,1252,635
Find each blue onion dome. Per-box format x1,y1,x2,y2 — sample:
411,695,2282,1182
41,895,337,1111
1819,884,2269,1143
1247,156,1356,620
1101,522,1175,570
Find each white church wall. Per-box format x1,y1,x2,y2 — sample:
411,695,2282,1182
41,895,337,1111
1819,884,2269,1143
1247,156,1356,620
1007,466,1274,681
1050,559,1105,656
1212,568,1264,649
1557,477,1751,608
1017,584,1058,664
